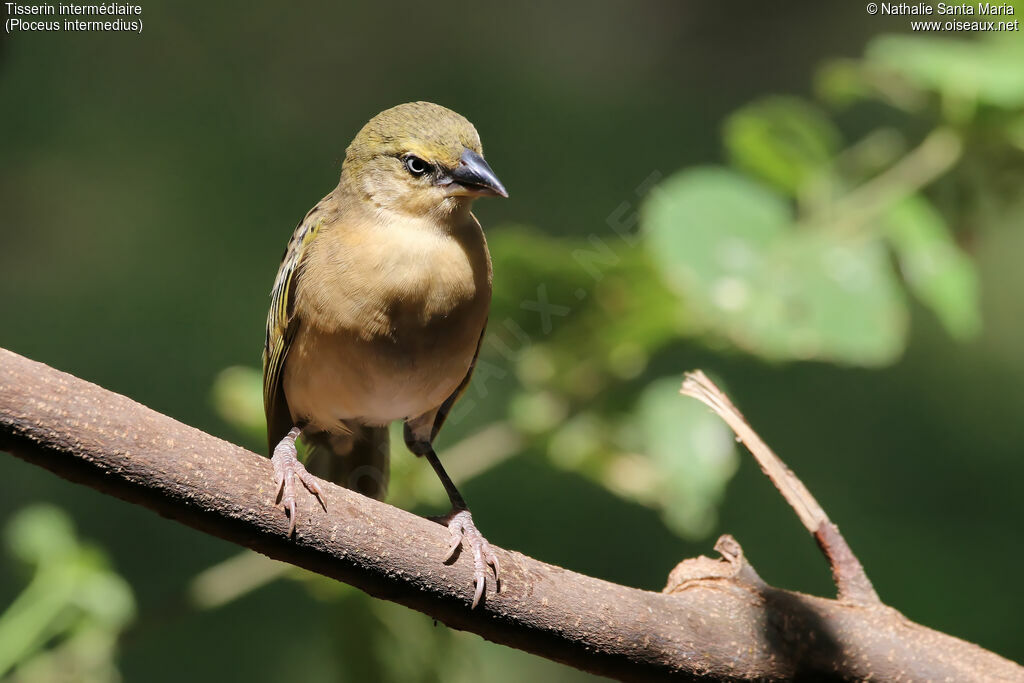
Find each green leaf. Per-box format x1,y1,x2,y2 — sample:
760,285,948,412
631,376,737,540
5,505,77,566
867,36,1024,110
0,506,136,680
643,168,907,365
724,97,841,194
744,232,907,364
884,196,981,340
643,168,790,297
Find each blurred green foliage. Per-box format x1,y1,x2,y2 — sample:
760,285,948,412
884,195,980,338
2,2,1023,681
0,505,135,682
643,22,1024,366
644,167,908,364
725,97,842,194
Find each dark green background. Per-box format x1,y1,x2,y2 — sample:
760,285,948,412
1,2,1022,680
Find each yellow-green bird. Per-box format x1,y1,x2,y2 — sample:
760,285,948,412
262,101,507,607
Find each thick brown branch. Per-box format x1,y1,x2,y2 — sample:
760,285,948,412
1,348,1020,681
681,371,879,606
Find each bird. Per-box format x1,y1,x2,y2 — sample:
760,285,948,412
262,101,507,608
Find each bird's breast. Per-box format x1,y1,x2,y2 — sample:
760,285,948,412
284,216,490,429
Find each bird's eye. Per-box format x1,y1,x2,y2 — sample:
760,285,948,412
404,156,431,177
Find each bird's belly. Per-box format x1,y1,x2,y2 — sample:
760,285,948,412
283,317,480,430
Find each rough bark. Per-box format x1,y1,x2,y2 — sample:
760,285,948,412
0,348,1020,681
681,371,879,607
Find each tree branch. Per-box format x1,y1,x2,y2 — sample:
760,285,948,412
681,371,878,606
0,348,1019,681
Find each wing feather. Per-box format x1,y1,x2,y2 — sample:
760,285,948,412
262,201,329,453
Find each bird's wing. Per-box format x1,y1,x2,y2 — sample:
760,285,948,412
429,319,488,442
263,202,328,454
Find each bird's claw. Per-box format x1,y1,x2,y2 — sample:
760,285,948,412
445,509,499,608
272,438,325,536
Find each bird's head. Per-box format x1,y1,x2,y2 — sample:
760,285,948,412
341,101,508,219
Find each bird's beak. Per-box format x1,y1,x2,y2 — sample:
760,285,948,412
444,149,508,198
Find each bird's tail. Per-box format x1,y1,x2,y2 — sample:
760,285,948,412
304,424,390,500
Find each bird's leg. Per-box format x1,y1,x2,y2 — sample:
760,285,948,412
420,444,500,608
272,426,326,536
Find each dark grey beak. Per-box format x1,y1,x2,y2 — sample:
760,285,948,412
447,148,508,198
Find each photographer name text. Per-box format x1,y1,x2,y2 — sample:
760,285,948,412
878,2,1013,15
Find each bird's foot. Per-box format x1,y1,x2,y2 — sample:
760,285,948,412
444,509,499,608
272,435,325,536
